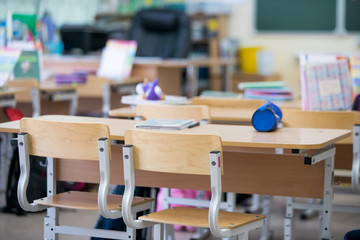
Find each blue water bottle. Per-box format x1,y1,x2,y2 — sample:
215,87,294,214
251,101,282,132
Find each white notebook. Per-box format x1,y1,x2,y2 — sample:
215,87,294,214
135,118,196,130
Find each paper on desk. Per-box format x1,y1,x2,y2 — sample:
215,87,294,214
97,40,137,81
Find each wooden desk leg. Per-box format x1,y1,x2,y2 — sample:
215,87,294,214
186,65,199,98
158,68,182,96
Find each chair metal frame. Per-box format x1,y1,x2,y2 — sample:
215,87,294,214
16,119,151,240
120,130,265,239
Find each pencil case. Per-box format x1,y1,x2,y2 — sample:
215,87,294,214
251,101,282,132
54,73,87,85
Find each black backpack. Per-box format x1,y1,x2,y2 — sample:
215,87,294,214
2,146,47,215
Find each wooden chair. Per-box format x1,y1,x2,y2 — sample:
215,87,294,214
17,118,153,239
282,109,360,194
191,97,266,109
281,109,360,237
135,104,238,237
7,78,41,117
121,129,266,239
77,75,142,116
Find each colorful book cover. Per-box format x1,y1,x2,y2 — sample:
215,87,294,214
238,81,286,90
301,60,352,111
244,88,293,101
0,47,21,87
97,40,137,81
13,50,40,81
350,56,360,97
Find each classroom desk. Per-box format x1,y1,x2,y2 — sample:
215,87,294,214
44,55,237,98
109,106,254,123
0,115,350,240
109,99,302,122
8,79,78,117
40,81,78,116
75,75,142,116
0,87,27,108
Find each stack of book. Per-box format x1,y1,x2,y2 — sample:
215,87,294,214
238,81,293,101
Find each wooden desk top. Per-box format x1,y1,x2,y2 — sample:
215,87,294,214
0,115,350,149
44,55,237,73
109,106,254,122
133,57,237,68
40,81,77,92
109,106,137,118
0,87,27,96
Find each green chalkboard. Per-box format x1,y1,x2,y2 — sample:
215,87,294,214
256,0,337,32
346,0,360,31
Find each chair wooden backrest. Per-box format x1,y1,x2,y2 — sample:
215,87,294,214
282,109,360,191
76,75,109,98
20,118,111,160
18,118,113,214
136,104,210,122
124,129,222,175
122,129,224,231
8,78,39,102
191,97,265,109
282,109,360,144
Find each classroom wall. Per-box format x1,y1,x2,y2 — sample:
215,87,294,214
228,1,359,97
0,0,100,25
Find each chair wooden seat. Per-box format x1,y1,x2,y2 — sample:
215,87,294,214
34,191,153,210
139,207,265,230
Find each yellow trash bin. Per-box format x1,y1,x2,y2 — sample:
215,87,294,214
239,47,263,74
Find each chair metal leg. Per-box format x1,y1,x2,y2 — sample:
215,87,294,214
44,157,58,240
247,194,262,213
237,231,249,240
300,198,319,220
154,224,164,240
191,228,209,240
126,226,136,240
44,209,58,240
165,224,174,240
162,188,175,240
260,195,272,240
226,192,236,211
102,83,111,117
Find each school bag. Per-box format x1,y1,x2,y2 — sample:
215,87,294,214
1,107,47,215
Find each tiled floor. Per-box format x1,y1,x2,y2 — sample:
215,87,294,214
0,192,359,240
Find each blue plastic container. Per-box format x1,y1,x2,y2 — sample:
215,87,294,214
251,101,282,132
